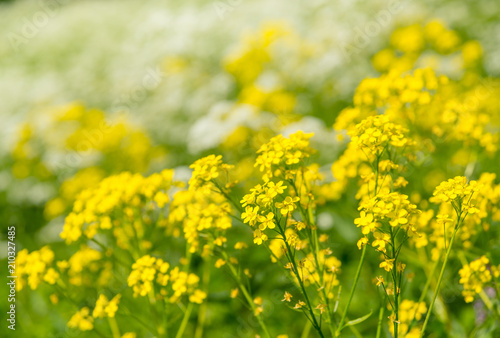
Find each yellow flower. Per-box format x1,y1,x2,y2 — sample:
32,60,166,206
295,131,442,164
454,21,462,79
459,256,498,303
432,176,480,204
354,211,376,234
215,259,226,268
255,131,314,180
275,196,300,216
357,237,368,250
282,291,293,302
389,209,409,227
253,297,263,305
380,258,395,272
189,154,234,189
121,333,136,338
242,206,260,226
189,290,207,304
68,307,94,331
234,242,248,250
93,294,121,318
258,212,275,230
43,268,59,285
253,229,268,245
315,303,327,314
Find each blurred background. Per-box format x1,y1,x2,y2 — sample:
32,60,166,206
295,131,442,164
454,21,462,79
1,0,500,336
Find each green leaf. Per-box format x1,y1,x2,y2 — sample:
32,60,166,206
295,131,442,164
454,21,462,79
344,310,373,327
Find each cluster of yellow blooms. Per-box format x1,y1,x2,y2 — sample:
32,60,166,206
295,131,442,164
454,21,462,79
295,250,342,296
388,300,427,338
67,307,94,331
225,21,293,86
348,115,414,158
373,20,482,73
15,246,57,291
188,154,235,190
431,176,481,209
223,22,302,121
64,245,109,287
241,180,295,244
356,192,420,255
408,173,499,260
255,131,314,181
60,169,176,245
16,243,114,294
330,114,416,202
10,103,165,221
168,188,232,254
459,256,500,303
334,68,443,133
93,294,121,318
428,176,482,255
67,297,130,334
13,18,500,337
127,255,206,304
331,62,500,202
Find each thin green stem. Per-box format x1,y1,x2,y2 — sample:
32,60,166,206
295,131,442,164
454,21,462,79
419,225,459,337
376,303,385,338
222,252,271,338
301,320,313,338
194,256,212,338
175,302,193,338
108,317,121,338
390,227,399,338
277,222,324,338
285,240,324,337
148,289,166,337
406,251,441,334
335,244,367,336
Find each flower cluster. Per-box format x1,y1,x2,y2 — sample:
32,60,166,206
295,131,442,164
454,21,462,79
459,256,500,303
388,300,427,338
329,114,416,204
65,246,111,287
409,174,497,260
296,251,341,295
93,294,121,318
9,103,165,223
241,180,295,244
127,255,206,304
60,169,176,245
348,115,414,158
15,246,57,291
189,154,235,190
68,307,94,331
432,176,480,207
255,131,314,181
168,189,232,254
373,20,482,74
356,192,420,255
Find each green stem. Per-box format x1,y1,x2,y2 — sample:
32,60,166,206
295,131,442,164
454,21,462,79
419,226,459,337
279,225,324,338
406,251,441,334
376,303,385,338
148,289,166,337
175,303,193,338
301,320,313,338
335,244,367,336
390,227,399,338
194,256,212,338
108,317,121,338
223,252,271,338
